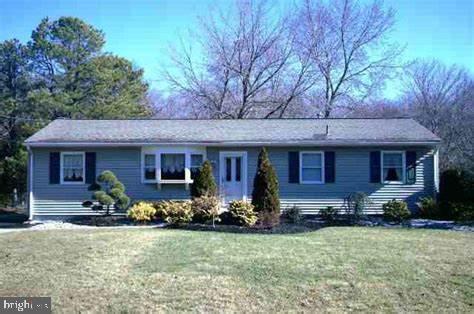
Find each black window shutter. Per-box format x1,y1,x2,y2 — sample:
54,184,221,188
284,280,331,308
324,151,335,183
406,151,416,184
49,152,60,184
85,152,96,184
288,152,300,183
370,151,381,183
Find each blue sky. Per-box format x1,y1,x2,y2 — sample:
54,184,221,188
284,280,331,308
1,0,472,99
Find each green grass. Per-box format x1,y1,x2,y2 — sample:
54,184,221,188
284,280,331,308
0,227,472,312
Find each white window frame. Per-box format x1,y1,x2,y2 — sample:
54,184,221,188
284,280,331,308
60,151,85,185
299,151,325,184
381,150,406,184
141,147,206,184
142,153,157,183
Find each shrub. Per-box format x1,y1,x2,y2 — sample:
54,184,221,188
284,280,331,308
159,201,193,225
258,210,281,228
439,169,474,219
285,206,302,224
383,199,410,222
218,211,234,225
227,200,257,227
191,195,221,226
346,192,371,221
191,160,217,198
416,197,439,219
251,147,280,225
320,206,338,222
450,202,474,222
152,201,167,220
127,202,156,223
82,170,130,215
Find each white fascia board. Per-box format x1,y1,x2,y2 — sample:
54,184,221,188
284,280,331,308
25,140,441,148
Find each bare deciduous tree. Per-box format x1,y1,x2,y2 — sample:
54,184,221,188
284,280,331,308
348,99,409,118
293,0,403,117
404,60,474,173
163,0,310,118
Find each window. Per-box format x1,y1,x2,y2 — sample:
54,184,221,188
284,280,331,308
61,152,84,183
144,154,156,181
382,151,405,183
235,157,241,182
300,152,324,184
161,153,185,180
224,156,242,182
190,154,204,180
225,157,232,181
142,149,206,183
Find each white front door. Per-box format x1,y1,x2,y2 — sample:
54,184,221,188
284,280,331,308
219,152,247,203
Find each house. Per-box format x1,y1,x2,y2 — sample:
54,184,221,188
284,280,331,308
24,118,440,220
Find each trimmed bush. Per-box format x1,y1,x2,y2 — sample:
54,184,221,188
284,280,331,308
127,202,156,223
416,197,439,219
285,206,302,224
191,195,221,226
227,200,257,227
383,199,410,222
83,170,130,215
320,206,338,222
160,201,193,225
251,147,280,226
191,160,217,198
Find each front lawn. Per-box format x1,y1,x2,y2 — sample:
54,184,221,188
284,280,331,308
0,227,472,312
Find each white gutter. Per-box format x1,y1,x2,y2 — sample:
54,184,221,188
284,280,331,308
27,147,34,220
25,140,441,148
434,148,440,194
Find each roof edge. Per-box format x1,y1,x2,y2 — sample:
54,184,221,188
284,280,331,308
47,117,416,121
25,140,441,148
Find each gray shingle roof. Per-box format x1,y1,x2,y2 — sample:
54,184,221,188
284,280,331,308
25,118,440,146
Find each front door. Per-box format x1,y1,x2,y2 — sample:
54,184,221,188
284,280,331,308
219,152,247,203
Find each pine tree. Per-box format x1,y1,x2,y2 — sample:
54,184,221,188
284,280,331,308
191,160,217,198
252,148,280,225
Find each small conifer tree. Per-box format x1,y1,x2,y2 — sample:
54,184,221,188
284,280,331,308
191,160,217,198
251,148,280,225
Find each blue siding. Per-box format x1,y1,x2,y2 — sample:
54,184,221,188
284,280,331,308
31,146,435,218
32,147,190,217
208,146,434,214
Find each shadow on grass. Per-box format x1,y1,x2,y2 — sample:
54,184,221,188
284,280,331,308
165,220,353,235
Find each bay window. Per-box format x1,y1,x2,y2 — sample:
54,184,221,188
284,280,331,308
142,149,205,184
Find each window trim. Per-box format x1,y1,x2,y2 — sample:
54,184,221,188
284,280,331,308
299,151,325,184
381,150,406,184
60,151,85,185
